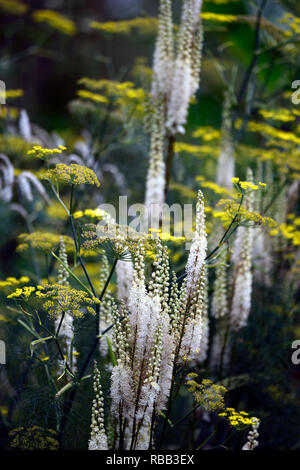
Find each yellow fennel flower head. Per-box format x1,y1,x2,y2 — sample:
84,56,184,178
0,276,30,288
76,89,109,104
192,126,221,141
35,284,100,318
239,181,259,191
186,376,227,412
201,12,237,22
232,177,266,192
73,208,111,221
32,10,77,35
42,163,100,187
9,426,59,450
146,228,185,243
27,144,67,161
0,0,28,15
0,89,23,102
174,142,220,157
17,232,74,253
259,108,297,123
7,285,35,299
218,407,259,430
90,17,158,35
77,78,146,117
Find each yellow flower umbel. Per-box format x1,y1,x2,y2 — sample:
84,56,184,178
27,145,67,161
0,89,23,100
16,232,74,254
90,17,158,35
7,286,36,300
231,177,260,191
0,0,28,15
186,375,227,412
8,426,59,450
201,12,237,23
218,407,260,431
0,276,30,288
35,284,100,319
32,9,77,35
42,164,100,187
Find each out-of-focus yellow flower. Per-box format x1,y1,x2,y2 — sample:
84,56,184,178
0,89,23,101
0,276,30,288
175,142,219,157
0,0,28,15
201,12,237,22
192,127,221,141
17,232,74,253
46,201,69,220
90,17,158,35
77,90,109,104
32,9,77,35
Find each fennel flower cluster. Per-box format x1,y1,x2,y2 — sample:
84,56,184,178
0,0,28,16
42,163,100,187
186,375,227,412
16,232,74,254
0,276,30,288
27,145,66,160
219,408,260,431
32,9,77,36
36,284,99,318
